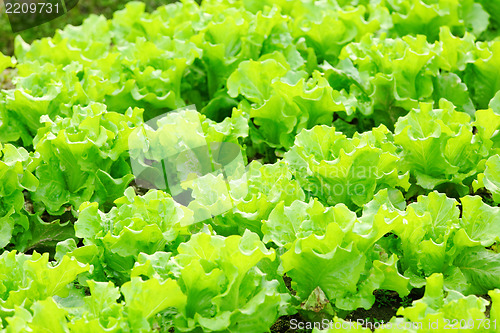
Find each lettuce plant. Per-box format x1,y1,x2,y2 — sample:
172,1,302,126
0,0,500,331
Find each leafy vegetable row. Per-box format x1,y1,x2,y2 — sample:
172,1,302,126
1,105,500,331
1,0,500,332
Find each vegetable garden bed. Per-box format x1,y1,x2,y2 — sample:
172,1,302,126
1,0,500,332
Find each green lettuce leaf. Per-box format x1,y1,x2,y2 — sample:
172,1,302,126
0,251,89,319
465,41,500,109
394,101,482,193
30,103,142,215
388,0,489,42
171,230,290,332
285,124,409,210
473,155,500,204
282,222,408,311
262,199,356,248
397,273,488,328
210,160,305,236
0,144,38,248
456,195,500,247
0,53,15,73
74,187,192,282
